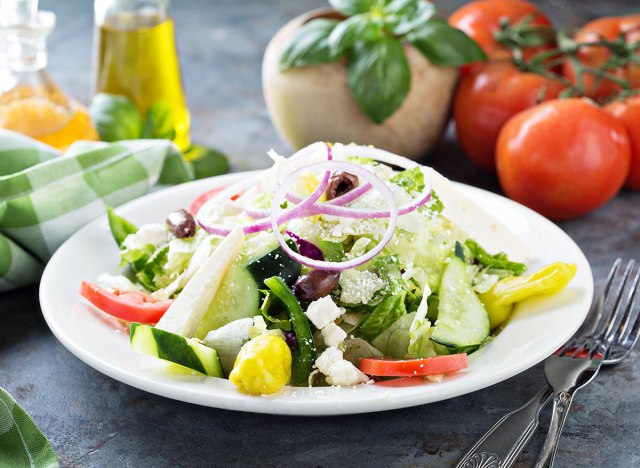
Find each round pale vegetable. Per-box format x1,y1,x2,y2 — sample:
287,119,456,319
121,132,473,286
262,9,458,159
229,333,292,395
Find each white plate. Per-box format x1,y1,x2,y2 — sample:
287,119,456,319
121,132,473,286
40,172,593,416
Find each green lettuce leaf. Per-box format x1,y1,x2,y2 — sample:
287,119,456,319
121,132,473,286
358,291,407,340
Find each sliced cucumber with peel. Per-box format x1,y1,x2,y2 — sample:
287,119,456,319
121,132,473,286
431,257,490,351
130,323,224,377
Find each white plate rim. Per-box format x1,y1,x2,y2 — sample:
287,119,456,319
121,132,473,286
39,172,593,416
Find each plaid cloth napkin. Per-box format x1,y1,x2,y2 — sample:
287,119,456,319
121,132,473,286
0,388,59,468
0,129,192,292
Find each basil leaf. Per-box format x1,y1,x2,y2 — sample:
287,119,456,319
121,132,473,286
279,19,342,71
328,14,380,56
184,144,229,179
90,93,143,142
407,19,487,66
348,37,410,124
142,100,176,140
329,0,377,16
384,0,435,36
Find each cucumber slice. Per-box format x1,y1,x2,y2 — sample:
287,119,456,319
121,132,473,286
193,264,260,339
431,257,490,350
246,240,301,288
130,323,224,377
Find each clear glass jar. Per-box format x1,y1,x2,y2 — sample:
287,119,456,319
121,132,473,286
0,1,98,150
93,0,191,150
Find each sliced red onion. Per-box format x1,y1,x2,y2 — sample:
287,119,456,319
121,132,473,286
198,156,331,236
285,231,324,261
271,160,398,271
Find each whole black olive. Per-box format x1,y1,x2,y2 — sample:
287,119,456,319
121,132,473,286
166,208,196,238
326,171,358,200
293,269,341,302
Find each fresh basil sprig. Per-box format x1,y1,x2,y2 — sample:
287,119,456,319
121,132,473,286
279,0,486,123
90,93,229,179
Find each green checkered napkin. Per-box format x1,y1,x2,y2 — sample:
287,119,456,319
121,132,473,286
0,129,192,292
0,388,59,468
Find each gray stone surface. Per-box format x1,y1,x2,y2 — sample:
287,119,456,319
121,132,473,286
2,0,639,466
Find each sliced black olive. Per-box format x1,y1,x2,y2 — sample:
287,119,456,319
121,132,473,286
166,208,196,238
326,171,358,200
293,269,341,302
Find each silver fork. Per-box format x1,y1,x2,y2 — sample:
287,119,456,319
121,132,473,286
455,259,640,468
535,259,640,468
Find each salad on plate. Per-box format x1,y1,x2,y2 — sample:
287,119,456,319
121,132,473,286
79,142,576,395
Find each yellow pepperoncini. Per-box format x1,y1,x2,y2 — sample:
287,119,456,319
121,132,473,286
479,262,577,329
229,333,292,395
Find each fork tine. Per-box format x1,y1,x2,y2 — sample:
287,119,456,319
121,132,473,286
602,260,636,342
581,258,622,337
616,265,640,344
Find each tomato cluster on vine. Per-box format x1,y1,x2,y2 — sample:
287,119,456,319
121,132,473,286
448,0,640,220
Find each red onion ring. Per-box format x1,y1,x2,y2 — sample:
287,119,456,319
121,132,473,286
270,160,399,271
198,145,333,236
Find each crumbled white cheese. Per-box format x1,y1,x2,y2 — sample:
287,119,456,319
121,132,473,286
305,296,345,329
315,347,344,374
339,269,385,305
325,360,369,386
123,223,168,250
321,322,347,348
314,347,370,386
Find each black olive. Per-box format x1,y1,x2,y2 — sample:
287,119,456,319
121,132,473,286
166,208,196,238
326,171,358,200
293,269,340,302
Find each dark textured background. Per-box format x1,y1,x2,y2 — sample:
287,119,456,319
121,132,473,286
2,1,639,466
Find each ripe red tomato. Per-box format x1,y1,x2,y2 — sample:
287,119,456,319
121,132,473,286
449,0,553,72
563,15,640,100
605,96,640,190
454,61,564,171
496,98,631,220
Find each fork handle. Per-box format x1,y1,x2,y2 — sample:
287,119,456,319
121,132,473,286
455,385,553,468
534,390,575,468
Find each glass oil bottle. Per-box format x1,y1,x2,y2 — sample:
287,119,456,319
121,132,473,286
93,0,190,150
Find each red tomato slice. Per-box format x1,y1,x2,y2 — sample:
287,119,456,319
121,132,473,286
189,186,239,215
359,354,468,377
79,281,172,324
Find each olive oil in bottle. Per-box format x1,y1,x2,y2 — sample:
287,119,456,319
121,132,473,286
93,1,190,149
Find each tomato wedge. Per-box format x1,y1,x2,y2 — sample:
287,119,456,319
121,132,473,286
359,354,468,377
79,281,172,324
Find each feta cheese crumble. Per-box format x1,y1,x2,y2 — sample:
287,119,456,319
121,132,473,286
321,322,347,348
123,223,168,250
315,347,369,386
305,296,345,329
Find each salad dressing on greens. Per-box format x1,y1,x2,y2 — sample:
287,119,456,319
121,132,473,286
80,143,576,395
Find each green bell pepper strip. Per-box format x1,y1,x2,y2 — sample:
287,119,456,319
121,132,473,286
264,276,316,386
107,206,138,247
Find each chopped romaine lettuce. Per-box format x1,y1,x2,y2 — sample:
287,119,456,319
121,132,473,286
370,312,414,358
358,291,407,341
